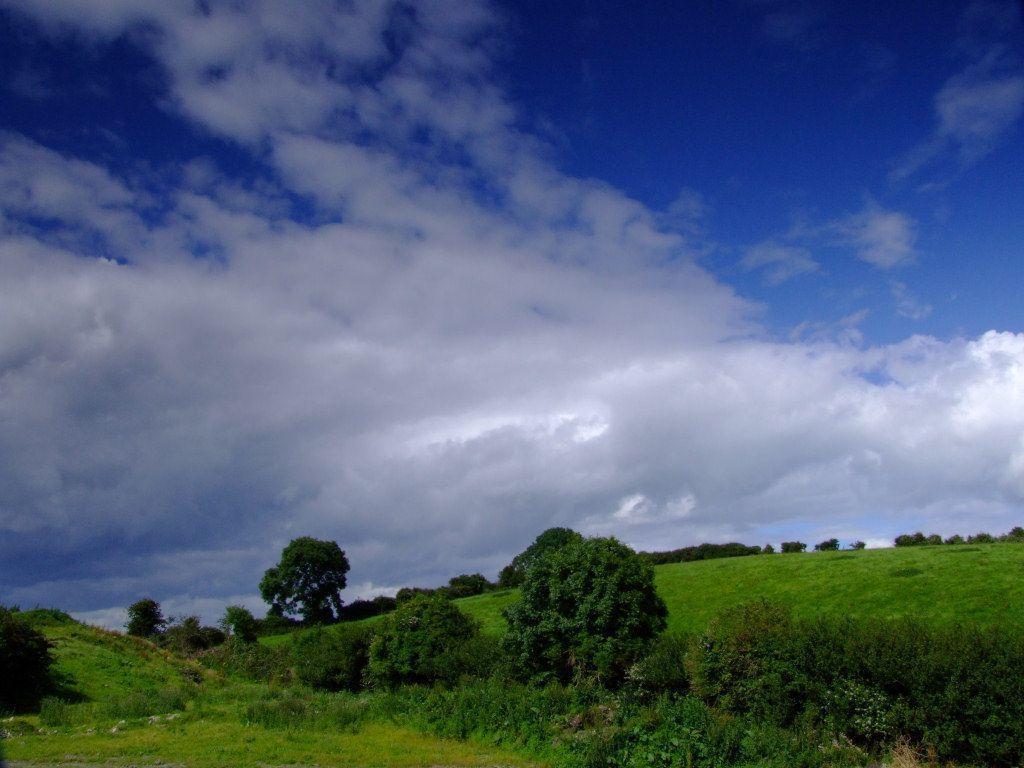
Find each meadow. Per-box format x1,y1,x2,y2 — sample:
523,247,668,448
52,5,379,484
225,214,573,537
263,543,1024,645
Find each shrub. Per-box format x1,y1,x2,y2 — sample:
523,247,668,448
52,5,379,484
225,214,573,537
504,536,667,684
294,624,373,691
780,541,806,553
125,598,165,637
366,594,479,688
444,573,495,598
625,633,691,699
220,605,258,643
1001,526,1024,542
849,540,866,550
499,526,584,588
199,638,292,682
688,600,808,725
813,538,839,552
968,531,995,544
0,606,53,712
640,542,761,566
762,543,776,554
160,616,225,654
894,532,927,547
337,595,397,621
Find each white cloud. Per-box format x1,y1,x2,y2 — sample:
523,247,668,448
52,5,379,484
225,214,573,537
0,0,1023,625
741,242,819,284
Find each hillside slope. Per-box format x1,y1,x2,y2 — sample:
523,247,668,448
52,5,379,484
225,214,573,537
19,609,210,702
452,543,1024,636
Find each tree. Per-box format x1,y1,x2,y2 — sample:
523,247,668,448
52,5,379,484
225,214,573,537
503,536,667,683
814,538,839,552
498,527,583,588
259,537,350,623
366,594,478,688
220,605,258,643
780,541,806,553
762,543,776,554
945,534,965,545
849,540,867,550
445,573,494,599
125,598,165,637
160,616,225,654
0,606,53,711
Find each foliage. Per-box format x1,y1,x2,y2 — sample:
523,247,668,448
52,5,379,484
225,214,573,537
259,536,350,623
294,624,373,692
779,541,806,553
337,595,397,621
968,531,995,543
945,534,965,544
762,543,775,553
200,637,293,682
0,606,53,711
504,536,667,684
366,594,479,688
849,540,866,550
624,633,691,699
640,541,761,566
814,538,839,551
160,616,225,654
499,526,584,588
445,573,495,598
220,605,258,643
125,598,166,637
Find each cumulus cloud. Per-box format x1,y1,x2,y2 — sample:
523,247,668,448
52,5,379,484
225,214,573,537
834,204,917,269
1,0,1023,628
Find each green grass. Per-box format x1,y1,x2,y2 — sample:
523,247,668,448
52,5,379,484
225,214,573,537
261,544,1024,647
6,613,535,768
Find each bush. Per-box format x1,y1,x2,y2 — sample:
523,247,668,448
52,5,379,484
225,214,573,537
688,600,808,725
780,541,806,553
444,573,495,599
160,616,225,654
0,606,53,712
499,527,584,588
199,638,292,682
944,534,965,545
639,542,761,566
813,538,839,552
366,594,479,688
625,633,691,699
762,543,775,554
504,536,667,684
968,531,995,544
849,540,866,550
337,595,397,621
293,624,373,691
220,605,258,643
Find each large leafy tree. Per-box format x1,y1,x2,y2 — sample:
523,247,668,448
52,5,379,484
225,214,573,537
125,598,165,637
498,526,583,588
259,537,350,623
503,535,667,684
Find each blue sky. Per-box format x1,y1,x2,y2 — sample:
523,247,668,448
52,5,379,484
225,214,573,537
0,0,1022,626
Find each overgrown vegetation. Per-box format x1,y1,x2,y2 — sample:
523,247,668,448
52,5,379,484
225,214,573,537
0,605,53,712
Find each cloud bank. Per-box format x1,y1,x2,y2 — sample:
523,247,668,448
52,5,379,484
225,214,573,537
1,0,1023,626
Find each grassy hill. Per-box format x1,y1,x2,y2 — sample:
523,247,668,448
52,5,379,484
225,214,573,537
3,611,533,768
259,543,1024,649
454,543,1024,636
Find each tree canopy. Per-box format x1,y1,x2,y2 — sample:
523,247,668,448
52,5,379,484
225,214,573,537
498,526,583,588
503,535,667,683
259,537,350,623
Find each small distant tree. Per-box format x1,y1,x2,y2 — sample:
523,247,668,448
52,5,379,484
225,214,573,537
849,540,866,550
945,534,965,545
0,606,53,711
395,587,434,603
125,598,165,637
1001,526,1024,542
968,532,995,544
498,527,584,588
895,532,927,547
926,533,942,545
780,541,806,554
503,536,667,683
762,543,776,554
259,537,350,623
220,605,258,643
160,616,225,654
814,538,840,552
445,573,494,599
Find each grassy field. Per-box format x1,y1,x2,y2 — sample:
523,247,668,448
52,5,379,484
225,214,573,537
259,543,1024,648
2,612,533,768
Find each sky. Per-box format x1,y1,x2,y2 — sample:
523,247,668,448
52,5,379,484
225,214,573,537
0,0,1022,628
